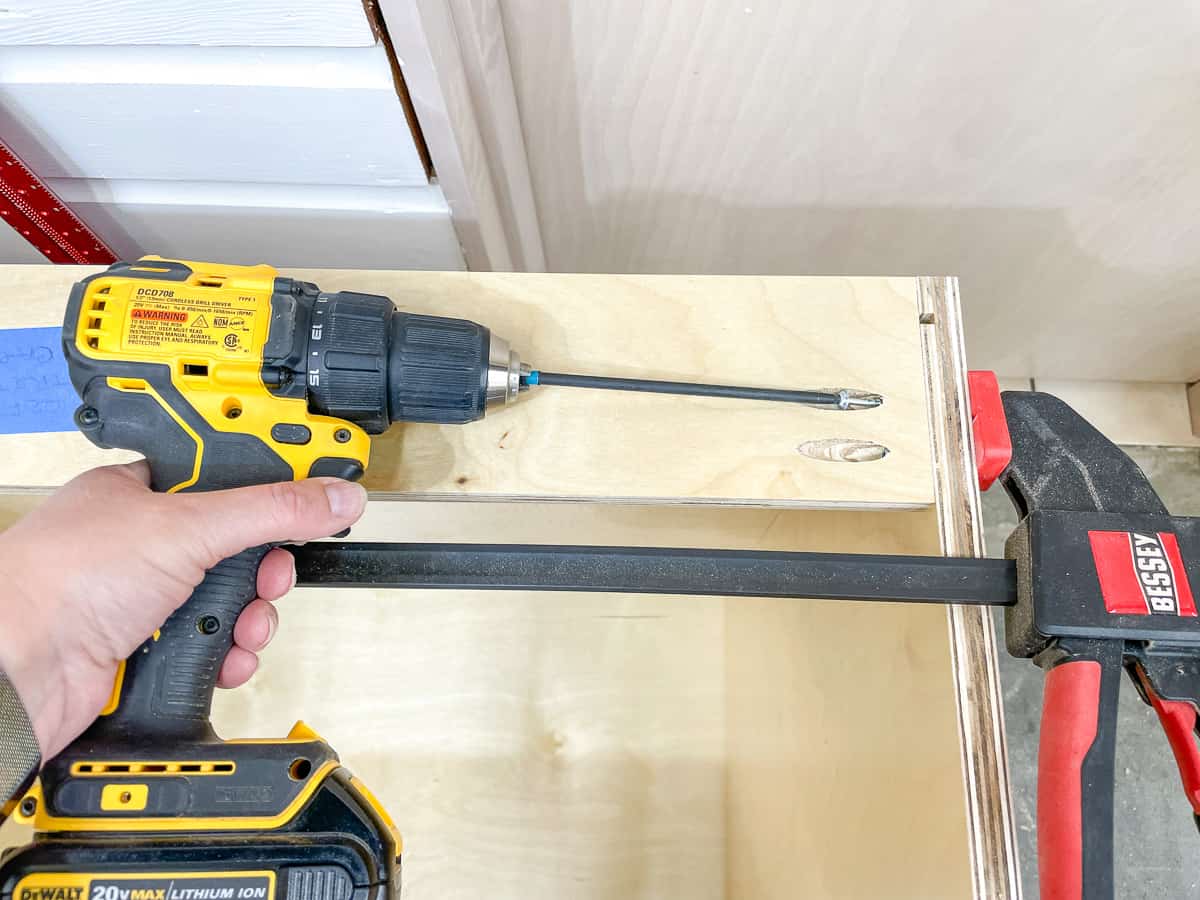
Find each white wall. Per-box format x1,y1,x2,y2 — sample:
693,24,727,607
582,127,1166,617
493,0,1200,382
0,10,465,270
0,217,49,263
0,0,376,46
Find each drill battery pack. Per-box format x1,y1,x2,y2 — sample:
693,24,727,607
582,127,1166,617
1,764,399,900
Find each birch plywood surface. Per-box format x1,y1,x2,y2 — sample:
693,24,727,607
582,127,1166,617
0,267,933,508
199,500,972,900
0,498,973,897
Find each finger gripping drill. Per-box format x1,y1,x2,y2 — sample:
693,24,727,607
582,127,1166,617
2,258,536,900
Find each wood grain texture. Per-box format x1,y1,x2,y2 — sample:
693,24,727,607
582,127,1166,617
0,0,377,46
208,500,971,899
0,496,976,897
1034,379,1200,448
918,277,1019,899
494,1,1200,382
0,281,985,896
0,267,935,508
723,513,972,899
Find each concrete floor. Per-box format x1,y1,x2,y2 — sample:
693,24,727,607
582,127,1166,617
982,445,1200,899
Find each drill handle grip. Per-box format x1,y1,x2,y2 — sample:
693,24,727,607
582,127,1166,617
86,546,269,744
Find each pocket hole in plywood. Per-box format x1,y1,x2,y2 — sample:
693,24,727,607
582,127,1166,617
797,438,889,462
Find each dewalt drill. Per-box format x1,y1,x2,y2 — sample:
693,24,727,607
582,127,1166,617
0,257,539,900
0,257,877,900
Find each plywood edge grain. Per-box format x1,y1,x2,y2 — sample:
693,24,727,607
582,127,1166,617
366,491,927,510
1189,381,1200,439
919,276,1021,900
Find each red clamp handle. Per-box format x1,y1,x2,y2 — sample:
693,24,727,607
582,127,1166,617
1039,661,1101,900
967,370,1012,492
1038,650,1121,900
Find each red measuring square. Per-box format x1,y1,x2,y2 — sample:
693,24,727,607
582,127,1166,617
0,139,116,264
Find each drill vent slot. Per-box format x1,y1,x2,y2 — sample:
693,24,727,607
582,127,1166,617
83,293,115,350
182,363,210,377
197,277,226,288
72,761,236,776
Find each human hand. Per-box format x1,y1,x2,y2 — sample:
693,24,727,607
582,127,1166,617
0,462,367,760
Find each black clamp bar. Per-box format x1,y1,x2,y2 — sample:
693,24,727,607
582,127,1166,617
292,542,1016,606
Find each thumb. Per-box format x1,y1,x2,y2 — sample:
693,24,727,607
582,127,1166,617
180,478,368,563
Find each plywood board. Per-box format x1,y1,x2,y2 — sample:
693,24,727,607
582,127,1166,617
0,277,990,896
1034,379,1200,447
232,501,969,899
918,277,1019,897
0,267,934,509
0,498,973,898
0,0,377,46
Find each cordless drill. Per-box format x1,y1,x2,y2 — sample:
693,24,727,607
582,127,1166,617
0,257,536,900
0,257,877,900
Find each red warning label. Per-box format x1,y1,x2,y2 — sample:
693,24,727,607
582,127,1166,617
131,309,188,323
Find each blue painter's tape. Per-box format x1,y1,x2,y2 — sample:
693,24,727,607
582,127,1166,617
0,327,77,434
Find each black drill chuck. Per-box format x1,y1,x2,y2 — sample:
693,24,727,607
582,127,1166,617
386,311,492,425
265,278,525,433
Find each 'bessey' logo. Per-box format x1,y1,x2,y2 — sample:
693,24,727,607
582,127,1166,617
1088,531,1196,616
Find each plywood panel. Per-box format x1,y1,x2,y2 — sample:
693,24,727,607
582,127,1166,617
0,0,377,46
0,496,972,898
1034,379,1200,447
203,501,969,899
0,267,934,508
0,274,983,896
0,47,427,187
494,0,1200,382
